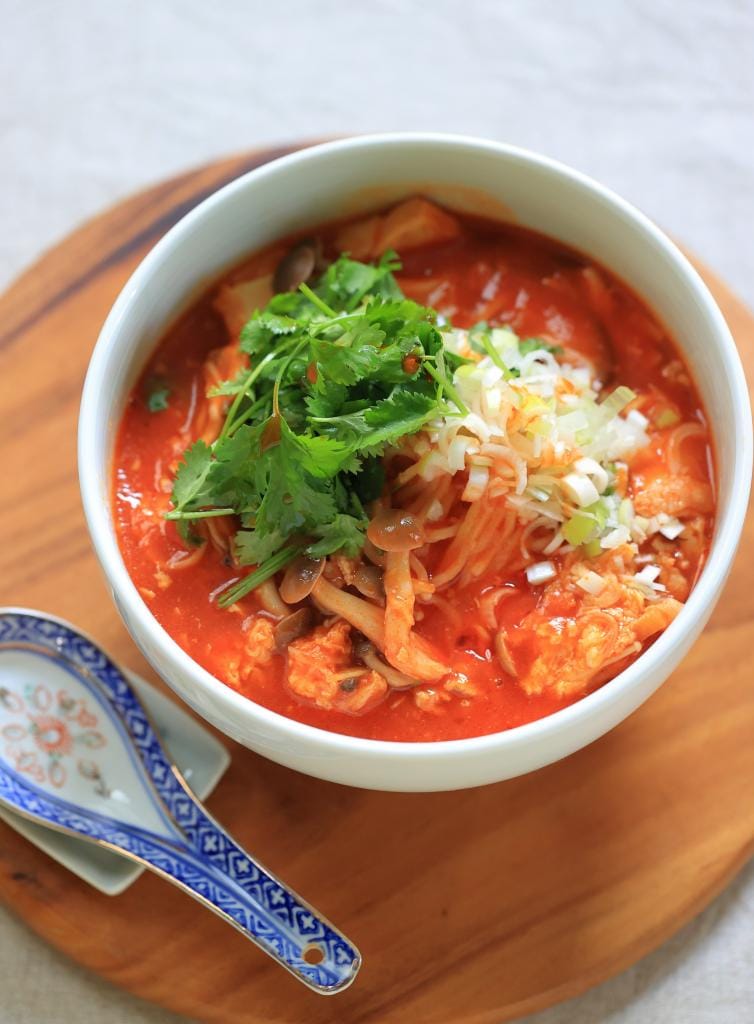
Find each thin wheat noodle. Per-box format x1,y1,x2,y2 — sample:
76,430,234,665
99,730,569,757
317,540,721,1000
199,402,225,445
424,523,460,543
423,592,461,622
462,503,516,583
393,461,424,488
432,497,497,589
407,474,452,520
478,587,517,630
179,376,199,435
667,422,707,475
520,516,561,560
409,552,429,582
487,521,520,577
391,476,426,508
165,544,206,571
206,515,236,555
494,630,517,676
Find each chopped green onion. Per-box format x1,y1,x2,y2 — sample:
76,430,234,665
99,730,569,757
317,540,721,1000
656,408,681,429
563,514,596,546
600,385,636,420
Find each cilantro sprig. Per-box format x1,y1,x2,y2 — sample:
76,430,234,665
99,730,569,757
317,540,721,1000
146,379,171,412
166,252,466,606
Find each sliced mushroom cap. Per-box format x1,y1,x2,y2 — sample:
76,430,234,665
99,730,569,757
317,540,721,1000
279,555,325,604
273,240,317,294
352,564,385,602
273,607,316,650
367,508,425,552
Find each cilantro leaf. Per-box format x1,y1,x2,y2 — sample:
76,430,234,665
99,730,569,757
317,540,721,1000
240,311,299,356
316,252,403,311
305,380,349,418
310,332,384,386
518,337,564,357
306,514,367,558
363,389,438,446
208,368,252,397
146,382,170,412
279,418,360,477
171,440,213,511
234,527,287,567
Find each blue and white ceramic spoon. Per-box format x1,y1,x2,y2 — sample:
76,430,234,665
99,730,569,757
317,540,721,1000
0,608,361,994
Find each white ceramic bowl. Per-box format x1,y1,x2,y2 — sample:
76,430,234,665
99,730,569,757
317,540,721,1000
79,134,752,792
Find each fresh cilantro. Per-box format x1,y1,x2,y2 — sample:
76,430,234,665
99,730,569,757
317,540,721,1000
146,381,171,412
233,527,288,567
316,251,403,311
518,337,564,357
166,251,464,604
312,388,439,451
240,312,299,357
306,514,368,558
170,440,213,511
208,368,252,398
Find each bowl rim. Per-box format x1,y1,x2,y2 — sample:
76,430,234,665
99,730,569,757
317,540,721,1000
79,131,753,761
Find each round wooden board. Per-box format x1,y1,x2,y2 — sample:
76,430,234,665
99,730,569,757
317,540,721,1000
1,144,753,1024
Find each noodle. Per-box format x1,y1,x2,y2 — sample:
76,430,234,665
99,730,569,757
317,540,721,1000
165,545,206,571
206,515,236,556
667,422,707,475
478,586,517,630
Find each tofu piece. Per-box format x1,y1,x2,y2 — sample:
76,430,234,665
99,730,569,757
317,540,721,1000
333,199,461,262
377,198,461,254
333,215,382,261
214,275,274,340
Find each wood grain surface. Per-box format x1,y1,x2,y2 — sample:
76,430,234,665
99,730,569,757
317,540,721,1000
1,145,752,1024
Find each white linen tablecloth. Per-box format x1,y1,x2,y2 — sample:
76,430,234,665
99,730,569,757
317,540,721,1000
1,1,752,1021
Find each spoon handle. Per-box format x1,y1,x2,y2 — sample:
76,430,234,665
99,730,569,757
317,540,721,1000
138,820,361,993
0,763,359,993
161,773,361,991
98,673,361,991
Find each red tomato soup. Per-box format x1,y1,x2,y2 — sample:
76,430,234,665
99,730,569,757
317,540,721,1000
114,199,714,742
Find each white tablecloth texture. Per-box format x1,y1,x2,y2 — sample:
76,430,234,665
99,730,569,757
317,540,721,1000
1,2,752,1021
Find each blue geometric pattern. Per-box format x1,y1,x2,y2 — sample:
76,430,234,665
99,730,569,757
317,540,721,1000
0,611,360,993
